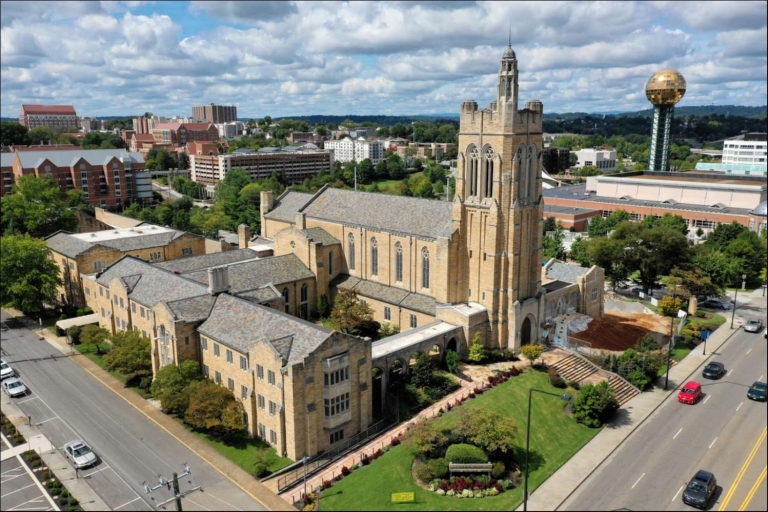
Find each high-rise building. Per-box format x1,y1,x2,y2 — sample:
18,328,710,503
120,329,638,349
323,138,384,164
19,104,78,130
192,103,238,124
645,69,686,171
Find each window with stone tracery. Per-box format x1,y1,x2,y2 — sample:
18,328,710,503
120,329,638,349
468,146,479,196
395,242,403,282
370,237,378,276
484,147,494,198
421,247,430,289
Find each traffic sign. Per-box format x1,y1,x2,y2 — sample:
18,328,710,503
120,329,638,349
742,274,747,280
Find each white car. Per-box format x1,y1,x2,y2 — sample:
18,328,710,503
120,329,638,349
64,440,97,469
2,378,27,398
0,359,14,380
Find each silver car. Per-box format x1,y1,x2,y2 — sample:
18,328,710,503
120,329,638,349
2,377,27,398
64,440,97,469
744,319,764,333
0,359,14,380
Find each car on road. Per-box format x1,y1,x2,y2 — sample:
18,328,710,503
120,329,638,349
64,440,97,469
702,362,726,380
2,377,27,398
747,381,767,401
744,319,764,333
700,298,732,310
682,470,717,508
678,381,702,404
0,359,14,380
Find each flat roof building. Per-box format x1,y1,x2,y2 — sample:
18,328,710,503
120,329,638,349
192,103,238,124
19,104,78,130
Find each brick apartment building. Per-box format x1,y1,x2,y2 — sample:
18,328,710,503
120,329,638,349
19,104,78,130
287,132,325,144
152,123,219,147
192,103,238,124
3,149,151,207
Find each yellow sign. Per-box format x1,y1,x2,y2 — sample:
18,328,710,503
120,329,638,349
391,492,415,504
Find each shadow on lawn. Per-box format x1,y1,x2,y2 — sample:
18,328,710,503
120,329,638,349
511,446,546,474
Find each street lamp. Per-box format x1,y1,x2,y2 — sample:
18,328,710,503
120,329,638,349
730,274,747,329
524,388,571,512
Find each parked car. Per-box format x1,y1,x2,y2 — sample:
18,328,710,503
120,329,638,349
701,298,732,310
682,470,717,508
2,377,27,398
747,381,767,401
744,319,764,333
64,441,97,469
0,359,14,380
678,381,702,404
702,362,726,380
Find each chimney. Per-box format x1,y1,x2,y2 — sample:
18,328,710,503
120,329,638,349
295,212,307,230
260,190,274,216
238,223,251,248
207,266,230,295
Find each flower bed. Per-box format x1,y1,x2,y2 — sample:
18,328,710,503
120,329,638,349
1,413,26,446
428,475,519,498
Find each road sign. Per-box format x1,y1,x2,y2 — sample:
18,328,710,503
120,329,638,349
700,330,710,340
742,274,747,280
391,492,415,504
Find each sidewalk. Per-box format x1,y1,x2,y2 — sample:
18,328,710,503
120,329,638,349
3,308,293,512
519,293,766,511
2,397,109,511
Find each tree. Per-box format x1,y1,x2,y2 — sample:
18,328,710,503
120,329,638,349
445,350,459,374
80,324,110,355
66,325,83,344
642,213,689,235
184,379,245,436
1,121,31,146
379,323,400,337
616,348,663,390
572,381,619,428
1,175,78,237
0,235,62,313
569,236,591,267
657,295,683,317
316,294,330,319
402,419,447,457
150,361,201,415
103,330,152,388
467,333,487,363
670,267,721,299
578,165,601,177
330,289,379,337
587,215,607,237
455,408,518,456
386,153,407,179
543,221,567,260
692,248,740,290
725,230,767,282
411,353,435,389
543,216,557,234
705,222,746,250
521,344,544,366
586,236,629,290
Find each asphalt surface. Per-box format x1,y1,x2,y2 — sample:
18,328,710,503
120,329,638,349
1,457,52,511
0,309,268,512
562,323,768,511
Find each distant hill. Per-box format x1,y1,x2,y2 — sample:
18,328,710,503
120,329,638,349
252,114,459,125
618,105,767,119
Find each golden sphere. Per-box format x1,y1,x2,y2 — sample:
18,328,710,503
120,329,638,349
645,69,686,105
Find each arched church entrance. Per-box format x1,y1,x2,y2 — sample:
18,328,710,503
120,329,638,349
520,317,532,346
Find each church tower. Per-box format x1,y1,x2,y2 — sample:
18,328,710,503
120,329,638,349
453,42,545,350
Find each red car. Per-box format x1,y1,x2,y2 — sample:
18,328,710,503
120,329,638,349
679,381,702,404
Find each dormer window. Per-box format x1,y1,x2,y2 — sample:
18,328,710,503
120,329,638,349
619,195,632,201
710,203,725,209
661,199,677,205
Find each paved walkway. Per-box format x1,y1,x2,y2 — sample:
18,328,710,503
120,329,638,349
3,308,293,512
519,292,767,511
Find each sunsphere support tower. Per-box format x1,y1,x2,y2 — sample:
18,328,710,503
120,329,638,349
645,69,686,171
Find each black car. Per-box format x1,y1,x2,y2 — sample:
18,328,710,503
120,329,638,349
702,362,726,380
682,470,717,509
747,381,767,401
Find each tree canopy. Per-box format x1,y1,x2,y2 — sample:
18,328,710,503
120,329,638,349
0,234,62,313
1,175,78,237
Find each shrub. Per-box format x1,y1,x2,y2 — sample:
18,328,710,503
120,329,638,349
445,444,489,464
428,458,449,479
467,333,487,363
66,325,83,344
573,381,619,428
491,461,506,479
76,308,84,317
341,466,350,476
82,307,92,315
252,463,268,478
634,333,660,352
695,310,707,318
567,380,581,390
550,375,566,388
322,480,333,489
445,349,460,374
413,460,435,483
521,344,544,366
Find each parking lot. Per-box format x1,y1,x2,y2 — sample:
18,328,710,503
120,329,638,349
0,456,54,511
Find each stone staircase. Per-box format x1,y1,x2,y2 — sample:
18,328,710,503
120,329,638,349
548,350,640,406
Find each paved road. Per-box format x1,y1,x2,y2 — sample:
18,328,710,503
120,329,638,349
0,309,267,512
562,325,768,511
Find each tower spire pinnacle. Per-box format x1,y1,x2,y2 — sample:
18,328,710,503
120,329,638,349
508,23,512,48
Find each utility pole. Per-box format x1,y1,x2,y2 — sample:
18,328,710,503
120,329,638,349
354,165,358,191
142,463,199,511
731,274,746,329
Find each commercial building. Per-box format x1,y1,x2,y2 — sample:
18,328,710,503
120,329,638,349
215,122,244,139
541,147,571,175
189,146,333,187
573,148,617,172
324,138,384,164
46,224,206,307
152,123,219,146
133,116,168,135
288,132,325,144
192,103,238,124
395,142,455,161
695,133,767,177
4,149,151,207
543,171,767,235
19,105,78,130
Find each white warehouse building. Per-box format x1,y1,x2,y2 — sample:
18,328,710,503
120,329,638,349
324,137,385,164
573,148,617,172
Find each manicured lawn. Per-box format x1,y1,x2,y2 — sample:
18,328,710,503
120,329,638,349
321,371,599,511
73,343,153,399
363,172,424,195
689,312,726,331
184,424,292,475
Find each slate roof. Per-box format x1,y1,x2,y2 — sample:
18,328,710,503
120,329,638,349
95,257,209,308
198,294,332,366
236,284,282,305
183,254,314,294
165,295,216,322
545,261,590,284
301,227,340,246
1,153,14,167
300,187,455,239
15,149,144,169
154,248,257,274
332,274,438,315
263,191,314,223
46,228,191,258
45,232,94,258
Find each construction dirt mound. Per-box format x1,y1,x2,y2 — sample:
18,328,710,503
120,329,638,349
569,311,669,352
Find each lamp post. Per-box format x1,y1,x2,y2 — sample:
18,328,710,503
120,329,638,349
664,284,679,391
730,274,746,329
524,388,571,512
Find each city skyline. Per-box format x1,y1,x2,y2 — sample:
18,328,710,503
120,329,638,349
1,0,766,119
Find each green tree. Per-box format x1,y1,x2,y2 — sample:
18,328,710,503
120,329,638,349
379,322,400,337
104,330,152,387
316,294,330,319
386,153,407,179
569,236,591,267
455,408,518,456
1,121,31,146
410,353,435,389
330,289,379,338
402,419,447,457
0,235,62,313
80,324,110,355
66,325,83,344
28,126,55,145
586,236,629,290
1,175,78,237
178,152,190,170
150,361,201,415
543,221,567,260
572,381,619,428
445,350,459,374
616,348,662,390
670,267,721,299
642,213,689,235
184,379,245,436
467,333,487,363
725,230,767,282
587,215,607,237
692,248,740,290
543,216,557,234
521,344,544,366
578,165,601,177
657,295,683,317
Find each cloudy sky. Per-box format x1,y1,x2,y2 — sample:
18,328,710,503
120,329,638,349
1,1,766,119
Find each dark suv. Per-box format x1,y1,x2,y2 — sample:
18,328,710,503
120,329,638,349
682,470,717,508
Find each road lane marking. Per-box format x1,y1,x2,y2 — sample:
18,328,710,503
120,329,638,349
1,483,36,498
737,401,744,411
1,467,25,475
738,466,767,511
709,437,718,449
7,496,46,510
719,427,767,511
728,369,734,376
672,485,684,502
747,348,752,354
15,396,39,404
632,473,645,489
703,394,712,404
759,374,764,381
673,427,683,440
34,416,60,426
113,497,141,510
80,465,111,478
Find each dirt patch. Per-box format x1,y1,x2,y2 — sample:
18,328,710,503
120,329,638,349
569,312,669,352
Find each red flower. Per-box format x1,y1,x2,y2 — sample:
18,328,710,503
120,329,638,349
323,480,333,489
341,466,351,476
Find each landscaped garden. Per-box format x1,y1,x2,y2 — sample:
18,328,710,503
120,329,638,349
318,370,602,511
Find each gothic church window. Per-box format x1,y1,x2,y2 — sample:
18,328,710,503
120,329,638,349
395,242,403,282
282,287,290,314
348,233,355,270
300,284,309,319
371,237,378,276
467,146,479,196
484,146,494,198
421,247,430,289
